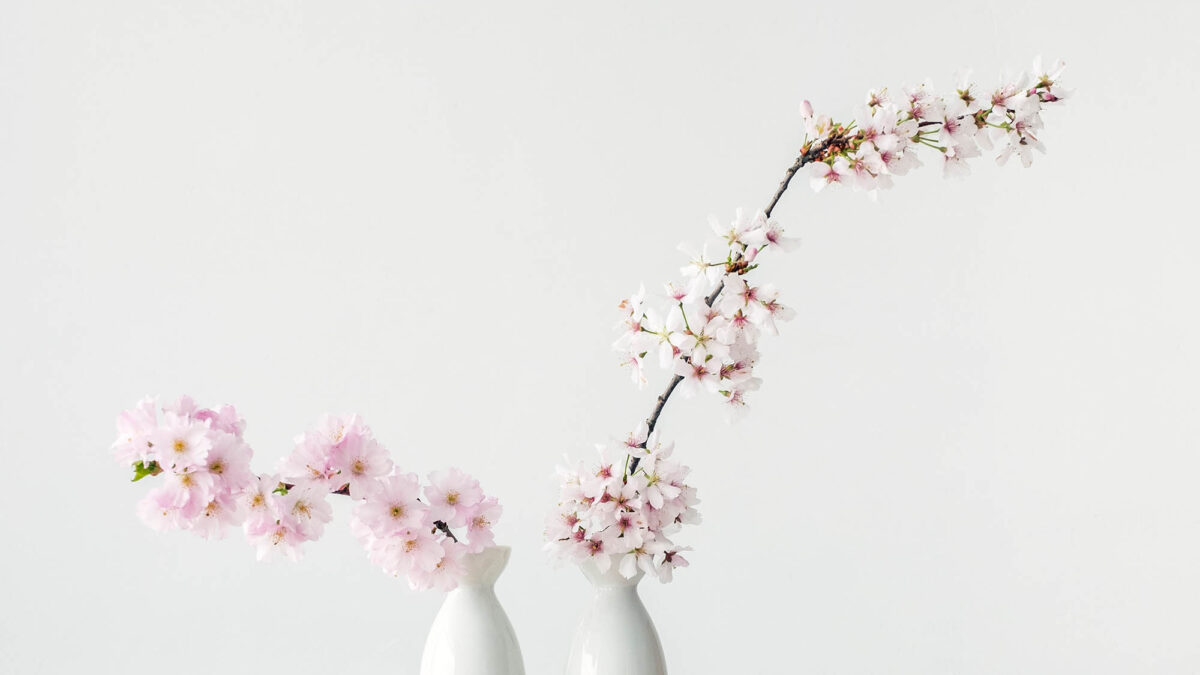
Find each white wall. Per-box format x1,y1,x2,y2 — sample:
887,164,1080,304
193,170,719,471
2,1,1197,673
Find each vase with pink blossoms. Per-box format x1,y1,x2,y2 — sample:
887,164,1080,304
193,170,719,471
564,558,668,675
420,545,525,675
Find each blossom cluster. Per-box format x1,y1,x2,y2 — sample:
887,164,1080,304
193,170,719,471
614,208,798,417
112,397,499,591
804,57,1068,191
114,396,255,539
545,430,699,582
349,467,501,591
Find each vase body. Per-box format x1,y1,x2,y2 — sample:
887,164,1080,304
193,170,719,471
564,560,668,675
420,545,525,675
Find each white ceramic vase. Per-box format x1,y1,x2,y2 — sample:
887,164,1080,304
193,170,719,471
419,545,525,675
564,559,668,675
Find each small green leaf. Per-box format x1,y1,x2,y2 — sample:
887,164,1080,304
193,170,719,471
272,483,290,496
131,460,160,482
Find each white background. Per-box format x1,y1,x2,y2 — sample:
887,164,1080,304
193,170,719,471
2,1,1198,673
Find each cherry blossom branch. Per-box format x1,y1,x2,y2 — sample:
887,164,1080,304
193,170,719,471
114,399,497,589
555,57,1068,586
625,61,1070,473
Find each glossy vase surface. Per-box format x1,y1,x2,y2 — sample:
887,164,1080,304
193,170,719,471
420,545,525,675
564,559,667,675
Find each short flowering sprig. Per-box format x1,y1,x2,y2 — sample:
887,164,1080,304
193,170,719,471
804,57,1069,191
112,396,500,591
546,57,1068,582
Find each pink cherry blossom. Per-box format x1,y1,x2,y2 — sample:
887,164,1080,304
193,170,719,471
245,514,308,562
463,497,502,554
657,547,691,582
416,540,468,591
673,352,720,397
424,468,484,528
150,413,211,471
112,397,157,465
353,472,428,536
204,432,255,494
278,432,339,490
330,433,394,499
279,483,333,540
190,493,243,540
810,157,852,192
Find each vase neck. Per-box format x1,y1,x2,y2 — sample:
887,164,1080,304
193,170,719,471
458,545,511,588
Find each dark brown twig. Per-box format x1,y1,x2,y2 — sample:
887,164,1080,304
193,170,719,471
434,520,459,542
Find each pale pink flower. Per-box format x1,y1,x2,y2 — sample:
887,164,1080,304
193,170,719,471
240,474,282,520
280,483,333,540
583,529,620,573
192,404,246,438
161,395,200,419
463,497,501,554
750,216,798,252
723,388,751,420
190,493,242,540
613,510,649,549
581,445,625,501
278,433,339,491
943,142,982,178
204,432,254,494
397,527,447,574
112,397,157,465
314,413,368,449
618,352,647,388
800,102,833,139
354,472,427,536
417,540,468,591
137,486,184,531
618,539,666,579
621,421,651,459
425,468,484,528
952,69,982,114
810,157,852,192
245,515,308,562
673,352,720,397
902,80,944,121
679,241,723,291
616,284,646,319
669,303,730,361
330,434,393,498
657,547,691,582
150,413,211,471
159,468,216,520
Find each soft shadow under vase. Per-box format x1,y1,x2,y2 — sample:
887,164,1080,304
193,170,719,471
564,559,668,675
420,545,525,675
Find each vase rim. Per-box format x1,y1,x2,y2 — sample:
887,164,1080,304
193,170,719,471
579,557,645,588
458,544,511,587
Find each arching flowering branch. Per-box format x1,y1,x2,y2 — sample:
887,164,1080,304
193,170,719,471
546,57,1069,582
113,396,501,591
